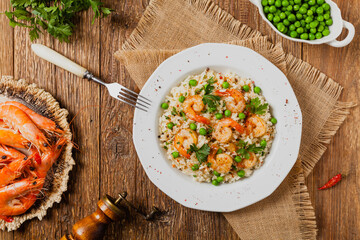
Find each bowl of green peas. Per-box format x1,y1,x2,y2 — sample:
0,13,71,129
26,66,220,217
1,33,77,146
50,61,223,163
250,0,355,47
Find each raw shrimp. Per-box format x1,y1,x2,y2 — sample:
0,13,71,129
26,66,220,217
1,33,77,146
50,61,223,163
214,89,246,113
0,129,30,149
183,96,210,125
237,152,258,169
208,145,232,174
174,129,198,159
0,177,44,217
245,115,266,138
1,101,63,134
0,105,50,153
213,118,244,143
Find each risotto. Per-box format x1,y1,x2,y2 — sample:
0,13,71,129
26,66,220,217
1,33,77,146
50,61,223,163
159,68,276,185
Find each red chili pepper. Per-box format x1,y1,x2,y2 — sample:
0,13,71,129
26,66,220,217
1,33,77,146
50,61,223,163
318,173,342,190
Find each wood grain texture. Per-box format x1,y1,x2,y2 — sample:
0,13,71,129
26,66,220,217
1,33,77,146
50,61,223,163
0,0,359,239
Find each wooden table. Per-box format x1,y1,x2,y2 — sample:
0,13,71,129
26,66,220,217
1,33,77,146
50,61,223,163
0,0,358,239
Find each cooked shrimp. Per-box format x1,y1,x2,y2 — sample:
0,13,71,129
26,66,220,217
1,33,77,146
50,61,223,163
0,105,50,153
1,101,63,134
0,129,30,149
174,129,198,159
208,145,232,174
183,96,210,125
213,118,244,143
0,145,26,162
0,177,44,217
214,89,246,113
0,156,32,187
245,115,266,137
237,152,258,169
226,143,237,153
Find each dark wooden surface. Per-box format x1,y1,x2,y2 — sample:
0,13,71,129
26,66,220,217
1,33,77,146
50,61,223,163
0,0,359,239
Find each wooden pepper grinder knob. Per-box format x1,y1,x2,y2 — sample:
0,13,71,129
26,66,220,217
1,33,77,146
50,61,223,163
61,192,129,240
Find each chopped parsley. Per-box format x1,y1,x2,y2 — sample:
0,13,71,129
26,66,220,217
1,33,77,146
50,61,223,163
202,95,220,110
188,143,210,164
171,107,178,116
246,97,268,115
236,140,265,159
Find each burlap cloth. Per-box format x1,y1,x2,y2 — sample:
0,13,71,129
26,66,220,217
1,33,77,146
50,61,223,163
114,0,354,239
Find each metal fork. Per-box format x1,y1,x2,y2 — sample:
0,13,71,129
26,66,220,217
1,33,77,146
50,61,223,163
31,44,151,112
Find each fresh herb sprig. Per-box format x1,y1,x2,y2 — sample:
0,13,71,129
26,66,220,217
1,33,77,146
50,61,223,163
246,97,268,115
236,140,265,159
188,143,210,164
5,0,112,42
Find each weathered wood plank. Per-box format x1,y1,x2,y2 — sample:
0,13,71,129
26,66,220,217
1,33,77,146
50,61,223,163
0,1,14,76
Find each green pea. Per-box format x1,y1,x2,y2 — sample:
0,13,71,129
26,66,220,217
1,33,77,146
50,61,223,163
222,81,230,89
310,28,317,34
323,13,330,20
293,4,300,11
315,32,323,39
217,148,223,154
294,21,301,27
317,15,324,22
310,6,317,12
290,31,298,38
189,79,198,86
309,33,316,40
316,7,324,14
296,13,303,20
238,113,246,119
267,13,274,21
309,21,319,28
161,102,169,109
322,3,330,11
317,25,325,32
277,23,286,32
179,95,185,103
275,0,282,7
260,140,267,147
216,176,224,182
264,6,270,13
300,20,306,27
305,16,313,23
319,21,325,26
172,152,179,158
283,19,290,26
289,24,296,31
307,10,313,16
213,170,220,177
288,14,296,22
300,33,309,40
269,5,277,13
269,0,275,4
280,12,286,19
215,113,223,120
317,0,324,4
189,123,197,130
167,122,174,129
224,110,232,117
273,15,281,23
302,3,309,9
242,85,250,92
322,29,330,36
299,6,307,14
270,117,278,124
282,0,289,7
212,180,219,186
192,164,199,171
294,0,301,4
237,170,246,178
308,0,316,5
261,0,269,6
254,86,261,94
287,5,293,11
234,156,242,163
296,27,304,34
199,128,207,135
306,23,311,30
325,19,333,26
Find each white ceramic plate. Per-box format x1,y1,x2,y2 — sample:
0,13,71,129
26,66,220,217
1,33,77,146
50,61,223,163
133,43,302,212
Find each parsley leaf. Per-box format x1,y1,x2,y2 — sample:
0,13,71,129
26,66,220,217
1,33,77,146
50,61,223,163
236,141,265,159
188,143,210,164
202,95,220,109
5,0,112,42
246,97,268,115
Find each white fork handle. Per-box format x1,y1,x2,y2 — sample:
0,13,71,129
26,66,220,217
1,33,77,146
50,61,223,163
31,44,88,78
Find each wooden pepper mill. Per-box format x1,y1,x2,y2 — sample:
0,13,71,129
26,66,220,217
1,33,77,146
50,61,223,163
60,192,159,240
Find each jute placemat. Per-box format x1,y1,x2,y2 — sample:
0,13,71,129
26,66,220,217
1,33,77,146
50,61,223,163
115,0,354,239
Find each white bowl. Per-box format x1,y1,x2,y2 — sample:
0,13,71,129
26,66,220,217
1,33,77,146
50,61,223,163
249,0,355,47
133,43,302,212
